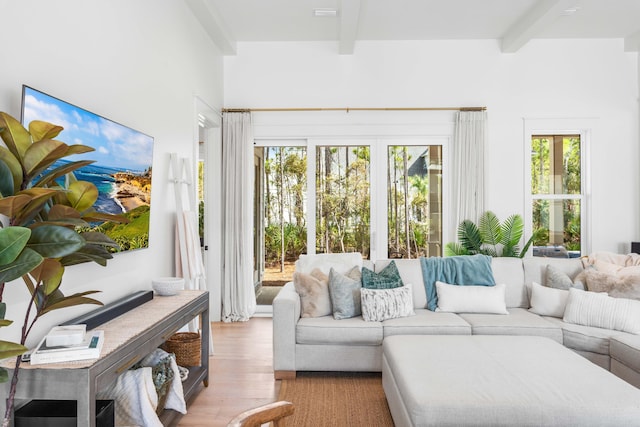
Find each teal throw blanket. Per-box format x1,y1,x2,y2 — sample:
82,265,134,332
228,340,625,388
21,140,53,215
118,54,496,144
420,255,495,311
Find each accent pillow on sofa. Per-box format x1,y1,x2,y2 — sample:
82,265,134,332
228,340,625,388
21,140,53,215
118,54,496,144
361,284,415,322
563,288,640,334
545,265,577,290
293,268,331,318
528,282,569,318
575,268,640,301
329,266,363,319
362,260,404,289
435,281,508,314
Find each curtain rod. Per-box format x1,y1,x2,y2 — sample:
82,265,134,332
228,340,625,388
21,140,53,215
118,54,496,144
222,106,486,113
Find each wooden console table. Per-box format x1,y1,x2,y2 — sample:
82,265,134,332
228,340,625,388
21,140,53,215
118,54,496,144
1,290,209,427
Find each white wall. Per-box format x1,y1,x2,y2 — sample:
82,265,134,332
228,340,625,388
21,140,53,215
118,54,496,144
1,0,223,345
225,39,639,254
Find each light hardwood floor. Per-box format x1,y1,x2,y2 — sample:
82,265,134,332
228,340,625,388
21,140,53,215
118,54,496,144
177,318,281,427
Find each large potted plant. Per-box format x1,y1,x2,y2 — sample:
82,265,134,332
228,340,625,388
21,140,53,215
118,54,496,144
445,210,540,258
0,111,127,426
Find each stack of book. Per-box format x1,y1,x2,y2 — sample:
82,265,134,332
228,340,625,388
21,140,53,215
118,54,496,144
28,326,105,365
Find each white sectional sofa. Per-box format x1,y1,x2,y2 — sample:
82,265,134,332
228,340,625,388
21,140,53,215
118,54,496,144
272,255,640,389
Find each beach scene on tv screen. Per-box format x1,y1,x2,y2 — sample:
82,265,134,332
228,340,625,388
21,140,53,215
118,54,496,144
22,86,153,252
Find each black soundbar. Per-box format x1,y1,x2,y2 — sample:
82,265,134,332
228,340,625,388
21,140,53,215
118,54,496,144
60,290,154,330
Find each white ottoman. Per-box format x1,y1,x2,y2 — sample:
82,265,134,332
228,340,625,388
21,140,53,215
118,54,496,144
382,335,640,427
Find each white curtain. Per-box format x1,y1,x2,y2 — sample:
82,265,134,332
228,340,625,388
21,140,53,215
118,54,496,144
452,110,487,235
221,112,256,322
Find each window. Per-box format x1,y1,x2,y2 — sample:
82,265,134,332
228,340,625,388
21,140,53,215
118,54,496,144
253,137,446,290
316,145,371,257
530,134,583,257
387,145,442,258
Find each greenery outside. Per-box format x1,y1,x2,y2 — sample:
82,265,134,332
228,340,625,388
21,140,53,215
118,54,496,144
531,135,581,252
258,144,443,285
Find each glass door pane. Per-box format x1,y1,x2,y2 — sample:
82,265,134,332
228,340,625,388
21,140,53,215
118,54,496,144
387,145,442,258
259,146,308,286
316,145,370,259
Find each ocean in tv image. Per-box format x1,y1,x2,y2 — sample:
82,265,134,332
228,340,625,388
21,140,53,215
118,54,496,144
22,85,154,251
52,160,146,215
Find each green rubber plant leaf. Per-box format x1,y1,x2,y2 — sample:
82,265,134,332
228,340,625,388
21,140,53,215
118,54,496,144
81,210,129,224
48,204,82,221
0,247,43,283
0,341,29,362
80,231,121,248
0,112,31,162
33,160,95,188
60,248,112,267
0,194,31,218
0,146,23,193
0,301,6,319
0,226,31,264
6,188,60,225
23,139,68,177
0,158,14,197
27,225,86,258
30,258,64,296
64,144,94,156
40,291,102,315
67,181,98,212
28,120,63,142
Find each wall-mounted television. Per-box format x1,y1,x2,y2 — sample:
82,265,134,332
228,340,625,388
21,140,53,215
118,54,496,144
21,85,154,252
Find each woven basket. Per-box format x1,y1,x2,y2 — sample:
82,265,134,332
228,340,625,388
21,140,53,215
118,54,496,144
163,332,201,367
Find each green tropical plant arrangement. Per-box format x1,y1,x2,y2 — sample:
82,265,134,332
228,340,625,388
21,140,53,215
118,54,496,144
0,111,128,427
444,211,540,258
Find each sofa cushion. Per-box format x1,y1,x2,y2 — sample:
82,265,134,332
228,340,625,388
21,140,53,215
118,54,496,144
296,315,383,345
362,260,403,289
293,269,332,318
376,259,426,309
563,288,640,334
361,285,415,322
543,316,621,355
610,334,640,372
491,257,527,308
435,281,508,314
383,309,472,336
328,267,362,320
459,308,563,343
528,282,569,318
523,257,584,297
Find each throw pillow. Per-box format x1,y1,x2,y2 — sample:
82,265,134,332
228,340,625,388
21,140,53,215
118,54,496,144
545,265,575,290
528,282,569,318
328,266,363,319
293,268,331,318
563,288,640,334
576,269,640,301
361,284,415,322
361,260,404,289
435,281,508,314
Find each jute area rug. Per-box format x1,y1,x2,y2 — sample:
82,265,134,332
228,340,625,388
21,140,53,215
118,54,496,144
277,372,394,426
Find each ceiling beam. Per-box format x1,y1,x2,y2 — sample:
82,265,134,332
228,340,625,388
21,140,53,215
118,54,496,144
501,0,575,53
624,29,640,52
185,0,237,55
339,0,361,55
